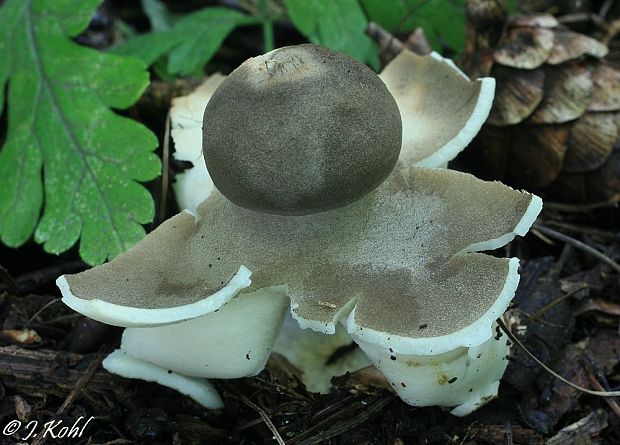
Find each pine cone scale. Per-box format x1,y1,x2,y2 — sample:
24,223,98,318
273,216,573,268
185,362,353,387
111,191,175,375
548,29,608,65
494,27,555,69
488,66,544,125
589,64,620,112
460,2,620,202
527,63,593,124
563,113,619,173
508,125,569,188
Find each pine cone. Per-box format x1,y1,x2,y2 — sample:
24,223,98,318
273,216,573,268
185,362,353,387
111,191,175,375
459,1,620,202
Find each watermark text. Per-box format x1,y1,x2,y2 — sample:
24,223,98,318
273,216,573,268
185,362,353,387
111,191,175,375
2,416,94,442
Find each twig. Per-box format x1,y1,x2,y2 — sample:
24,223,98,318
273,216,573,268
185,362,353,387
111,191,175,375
574,297,620,317
39,313,82,325
503,421,513,445
366,22,405,57
546,409,608,445
530,227,554,245
235,391,285,445
30,351,106,445
469,424,541,444
553,243,573,275
0,264,18,296
259,0,274,52
237,417,264,431
57,352,105,415
365,0,434,58
498,319,620,396
528,285,588,322
600,0,614,19
287,396,394,445
604,18,620,44
557,12,610,31
542,199,619,213
22,298,61,329
533,224,620,274
585,362,620,420
0,259,85,294
545,220,619,241
515,308,562,328
158,111,171,225
366,21,431,60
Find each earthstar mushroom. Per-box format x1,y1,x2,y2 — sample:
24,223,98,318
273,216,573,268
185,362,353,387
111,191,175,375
57,45,542,416
203,45,402,215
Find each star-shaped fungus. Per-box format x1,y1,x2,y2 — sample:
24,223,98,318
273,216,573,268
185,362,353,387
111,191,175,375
57,45,542,415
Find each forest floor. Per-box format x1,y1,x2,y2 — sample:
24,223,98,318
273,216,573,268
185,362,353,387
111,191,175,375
2,199,619,445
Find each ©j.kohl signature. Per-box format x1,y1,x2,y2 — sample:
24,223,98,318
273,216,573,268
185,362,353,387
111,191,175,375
2,416,94,442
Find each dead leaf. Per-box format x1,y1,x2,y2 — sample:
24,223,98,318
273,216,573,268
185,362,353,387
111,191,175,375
0,329,41,345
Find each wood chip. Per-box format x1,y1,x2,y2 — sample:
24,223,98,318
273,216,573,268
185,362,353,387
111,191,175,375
546,409,608,445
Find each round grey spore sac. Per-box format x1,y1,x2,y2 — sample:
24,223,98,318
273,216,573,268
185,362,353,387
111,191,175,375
203,44,402,215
